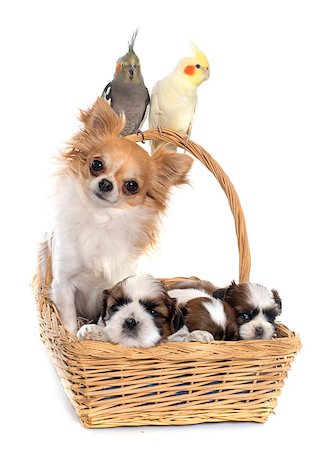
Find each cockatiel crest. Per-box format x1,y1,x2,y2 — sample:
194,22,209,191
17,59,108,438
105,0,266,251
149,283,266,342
114,30,142,84
102,29,150,136
149,43,210,152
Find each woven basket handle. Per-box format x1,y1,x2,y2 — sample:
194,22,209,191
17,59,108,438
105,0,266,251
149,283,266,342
127,129,251,283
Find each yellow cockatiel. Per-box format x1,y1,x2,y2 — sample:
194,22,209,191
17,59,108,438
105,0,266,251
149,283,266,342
149,44,210,152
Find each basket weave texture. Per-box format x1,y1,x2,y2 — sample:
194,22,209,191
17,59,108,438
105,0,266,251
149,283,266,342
34,129,301,428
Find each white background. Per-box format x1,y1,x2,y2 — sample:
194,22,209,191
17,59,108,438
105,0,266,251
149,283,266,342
1,0,316,448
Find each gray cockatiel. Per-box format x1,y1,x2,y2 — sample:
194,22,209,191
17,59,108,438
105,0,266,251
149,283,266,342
102,30,150,136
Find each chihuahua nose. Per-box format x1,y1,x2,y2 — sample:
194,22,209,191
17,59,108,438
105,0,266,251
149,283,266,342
99,178,113,192
124,317,137,330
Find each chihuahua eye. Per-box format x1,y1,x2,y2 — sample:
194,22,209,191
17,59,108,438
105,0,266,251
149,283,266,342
124,180,138,194
90,159,104,174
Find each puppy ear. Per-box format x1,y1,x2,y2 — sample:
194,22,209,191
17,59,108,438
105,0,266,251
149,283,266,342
212,288,227,300
179,304,188,318
272,289,282,315
148,145,193,206
100,289,110,320
80,97,125,136
213,281,238,302
171,308,185,333
167,297,185,333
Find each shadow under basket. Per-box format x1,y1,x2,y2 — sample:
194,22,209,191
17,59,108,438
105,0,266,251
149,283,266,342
33,129,301,428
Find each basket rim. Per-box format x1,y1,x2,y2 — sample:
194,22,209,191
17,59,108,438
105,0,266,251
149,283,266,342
72,327,301,361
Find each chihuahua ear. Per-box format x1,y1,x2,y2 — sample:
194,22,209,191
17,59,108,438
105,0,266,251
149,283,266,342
148,145,193,206
80,97,125,136
272,289,282,315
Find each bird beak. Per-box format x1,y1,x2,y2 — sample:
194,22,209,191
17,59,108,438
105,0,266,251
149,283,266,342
128,66,135,79
203,67,210,81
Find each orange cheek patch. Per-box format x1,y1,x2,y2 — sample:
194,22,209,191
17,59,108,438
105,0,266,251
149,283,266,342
116,63,121,73
184,65,195,75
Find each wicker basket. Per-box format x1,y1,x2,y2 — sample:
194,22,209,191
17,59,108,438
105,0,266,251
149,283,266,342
33,129,301,428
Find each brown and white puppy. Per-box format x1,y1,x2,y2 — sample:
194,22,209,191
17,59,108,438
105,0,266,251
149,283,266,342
166,279,239,342
213,281,282,340
77,275,184,347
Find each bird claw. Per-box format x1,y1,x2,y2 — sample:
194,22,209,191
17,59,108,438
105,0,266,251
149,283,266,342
136,130,145,144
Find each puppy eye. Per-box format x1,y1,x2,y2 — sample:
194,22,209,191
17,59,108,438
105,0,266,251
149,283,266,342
110,298,130,312
91,159,104,173
240,313,251,321
264,311,276,323
124,180,139,194
110,304,119,312
150,310,161,318
195,64,201,69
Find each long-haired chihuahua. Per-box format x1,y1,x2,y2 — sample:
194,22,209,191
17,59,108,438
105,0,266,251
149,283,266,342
39,98,193,334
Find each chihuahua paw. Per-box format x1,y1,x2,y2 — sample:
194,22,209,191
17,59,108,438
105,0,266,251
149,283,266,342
77,324,106,341
185,330,214,343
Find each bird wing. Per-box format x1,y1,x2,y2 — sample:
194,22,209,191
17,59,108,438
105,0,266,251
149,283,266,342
138,88,151,130
149,82,163,129
101,82,112,102
186,99,197,136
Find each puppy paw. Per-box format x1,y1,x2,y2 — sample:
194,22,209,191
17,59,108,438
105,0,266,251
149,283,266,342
185,330,214,343
77,324,107,341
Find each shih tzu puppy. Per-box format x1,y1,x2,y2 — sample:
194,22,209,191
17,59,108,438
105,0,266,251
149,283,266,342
213,281,282,340
166,279,239,343
38,98,192,334
77,277,282,346
77,275,184,347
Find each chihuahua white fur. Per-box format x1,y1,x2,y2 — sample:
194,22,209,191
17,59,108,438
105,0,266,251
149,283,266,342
50,175,149,333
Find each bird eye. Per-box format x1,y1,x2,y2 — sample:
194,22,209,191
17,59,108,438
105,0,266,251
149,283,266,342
121,63,126,68
124,180,138,194
195,64,201,69
90,159,104,174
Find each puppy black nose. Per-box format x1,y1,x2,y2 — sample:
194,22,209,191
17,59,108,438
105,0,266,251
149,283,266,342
255,326,264,337
99,178,113,192
124,317,137,330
